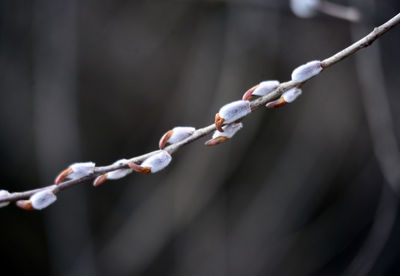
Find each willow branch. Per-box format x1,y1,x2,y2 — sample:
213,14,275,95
1,12,400,206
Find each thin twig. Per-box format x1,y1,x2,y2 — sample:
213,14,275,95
343,5,400,275
1,12,400,205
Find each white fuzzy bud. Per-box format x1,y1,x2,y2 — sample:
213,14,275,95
212,123,243,139
68,162,96,179
252,80,280,96
282,88,302,103
141,151,172,173
169,127,195,143
205,122,244,146
291,60,322,82
242,81,280,100
0,190,10,208
107,159,132,180
213,123,243,139
290,0,320,18
159,126,196,148
219,100,251,123
30,190,57,210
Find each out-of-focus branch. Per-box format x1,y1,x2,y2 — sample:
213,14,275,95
318,0,361,22
0,12,400,207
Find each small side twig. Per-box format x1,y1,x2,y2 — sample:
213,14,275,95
1,12,400,207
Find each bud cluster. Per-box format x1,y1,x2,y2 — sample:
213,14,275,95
207,59,322,147
9,58,325,210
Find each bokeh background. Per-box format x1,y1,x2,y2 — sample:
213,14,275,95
1,0,400,275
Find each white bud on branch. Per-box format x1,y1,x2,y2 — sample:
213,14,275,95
242,80,280,100
215,100,251,132
93,159,132,187
291,60,323,82
159,126,196,149
141,151,172,173
55,162,95,184
129,150,172,174
266,88,302,108
205,122,243,146
0,190,10,208
283,87,302,103
107,159,132,179
69,162,96,178
30,190,57,210
214,123,243,139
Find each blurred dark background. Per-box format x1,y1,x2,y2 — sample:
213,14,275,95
1,0,400,275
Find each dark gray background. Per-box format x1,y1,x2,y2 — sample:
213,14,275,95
1,0,400,275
